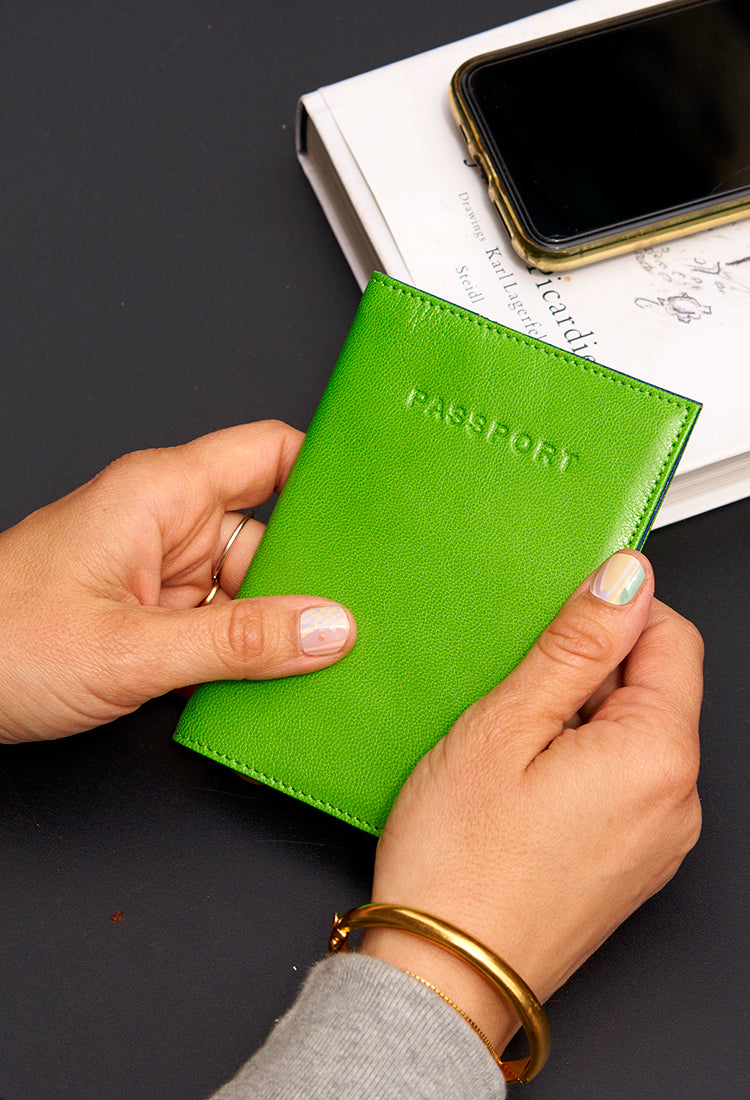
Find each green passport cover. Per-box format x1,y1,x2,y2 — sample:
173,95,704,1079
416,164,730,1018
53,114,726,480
174,273,700,835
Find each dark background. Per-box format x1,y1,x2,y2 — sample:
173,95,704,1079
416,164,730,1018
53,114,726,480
1,2,748,1098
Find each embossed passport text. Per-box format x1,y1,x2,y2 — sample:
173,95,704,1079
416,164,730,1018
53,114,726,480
174,273,700,835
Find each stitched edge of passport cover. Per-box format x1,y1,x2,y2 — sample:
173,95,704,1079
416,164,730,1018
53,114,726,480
174,273,701,834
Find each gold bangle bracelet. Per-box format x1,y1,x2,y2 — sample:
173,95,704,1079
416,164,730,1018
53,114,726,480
329,903,550,1084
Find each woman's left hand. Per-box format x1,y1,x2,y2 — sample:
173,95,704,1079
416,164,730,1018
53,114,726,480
0,421,356,743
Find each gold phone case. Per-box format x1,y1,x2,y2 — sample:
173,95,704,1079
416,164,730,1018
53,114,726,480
449,5,750,271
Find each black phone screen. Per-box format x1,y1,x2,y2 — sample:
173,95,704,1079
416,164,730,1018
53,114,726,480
460,0,750,244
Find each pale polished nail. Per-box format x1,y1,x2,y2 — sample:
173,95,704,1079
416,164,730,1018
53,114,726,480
590,552,646,605
298,604,351,656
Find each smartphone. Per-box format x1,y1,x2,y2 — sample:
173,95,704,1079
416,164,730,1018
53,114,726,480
450,0,750,269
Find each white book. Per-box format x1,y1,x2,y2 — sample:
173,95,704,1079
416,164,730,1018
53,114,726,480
297,0,750,527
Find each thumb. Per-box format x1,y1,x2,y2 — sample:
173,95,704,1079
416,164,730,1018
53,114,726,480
456,551,653,764
116,596,356,698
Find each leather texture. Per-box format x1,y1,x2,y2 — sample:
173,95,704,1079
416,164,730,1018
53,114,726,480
174,273,700,835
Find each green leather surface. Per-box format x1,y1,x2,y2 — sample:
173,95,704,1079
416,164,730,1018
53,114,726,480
174,273,700,835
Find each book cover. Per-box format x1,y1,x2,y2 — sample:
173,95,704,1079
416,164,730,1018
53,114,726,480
174,274,700,835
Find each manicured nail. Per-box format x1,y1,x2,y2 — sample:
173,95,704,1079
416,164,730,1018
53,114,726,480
298,604,350,656
590,552,646,605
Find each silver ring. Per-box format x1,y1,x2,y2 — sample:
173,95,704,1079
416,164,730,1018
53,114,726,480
199,511,254,606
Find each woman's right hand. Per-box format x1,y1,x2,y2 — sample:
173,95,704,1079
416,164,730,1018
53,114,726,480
363,551,703,1053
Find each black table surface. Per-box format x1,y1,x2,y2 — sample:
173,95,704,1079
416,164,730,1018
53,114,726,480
2,2,748,1098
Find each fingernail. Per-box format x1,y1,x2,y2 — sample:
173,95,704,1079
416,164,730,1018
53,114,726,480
590,552,646,605
298,604,351,656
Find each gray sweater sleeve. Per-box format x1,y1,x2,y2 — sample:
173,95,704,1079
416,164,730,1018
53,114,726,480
209,953,506,1100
